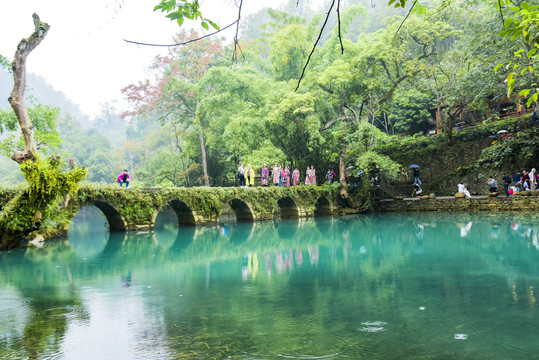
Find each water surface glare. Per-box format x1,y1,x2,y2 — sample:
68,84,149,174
2,212,539,359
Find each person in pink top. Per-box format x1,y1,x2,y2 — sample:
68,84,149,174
305,167,311,185
117,170,130,188
273,164,280,186
284,165,291,187
310,166,316,185
292,168,300,186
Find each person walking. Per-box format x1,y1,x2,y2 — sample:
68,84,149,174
326,169,332,184
246,164,255,187
117,170,130,188
292,168,300,186
305,167,311,185
284,165,291,187
273,164,280,186
238,163,246,187
413,167,421,184
261,164,269,186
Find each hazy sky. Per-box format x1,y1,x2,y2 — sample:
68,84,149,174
0,0,280,117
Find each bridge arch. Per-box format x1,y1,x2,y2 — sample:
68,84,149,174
93,200,126,231
154,199,196,227
277,196,299,218
222,199,254,222
314,196,332,216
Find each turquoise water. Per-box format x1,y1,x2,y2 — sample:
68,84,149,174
2,208,539,359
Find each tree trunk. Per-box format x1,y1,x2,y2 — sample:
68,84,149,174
196,109,210,187
8,14,50,163
339,151,357,209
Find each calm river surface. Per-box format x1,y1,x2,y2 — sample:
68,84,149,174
2,208,539,359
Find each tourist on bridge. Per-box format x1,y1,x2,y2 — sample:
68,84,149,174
458,181,471,198
273,164,281,186
305,167,311,185
530,168,537,190
261,164,269,186
284,165,291,187
487,176,498,193
246,164,255,187
326,169,333,183
311,166,317,185
238,163,246,187
117,170,130,188
292,167,300,186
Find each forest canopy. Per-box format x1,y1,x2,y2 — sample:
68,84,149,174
0,0,536,188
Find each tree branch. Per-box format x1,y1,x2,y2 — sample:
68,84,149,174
295,0,336,92
123,20,238,47
337,0,344,55
396,0,418,34
232,0,244,61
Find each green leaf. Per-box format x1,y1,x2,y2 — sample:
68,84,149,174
201,21,209,30
494,64,503,72
504,17,514,28
177,17,184,26
519,89,531,97
207,19,220,30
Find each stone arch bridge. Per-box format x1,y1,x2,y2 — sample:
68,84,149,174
69,185,351,232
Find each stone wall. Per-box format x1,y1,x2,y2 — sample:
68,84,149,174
377,192,539,212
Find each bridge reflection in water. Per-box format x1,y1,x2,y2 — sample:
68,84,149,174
66,186,344,232
3,212,539,359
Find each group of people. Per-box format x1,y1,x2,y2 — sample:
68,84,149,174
238,163,318,187
502,169,538,196
454,169,538,198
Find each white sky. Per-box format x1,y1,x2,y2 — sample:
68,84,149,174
0,0,281,117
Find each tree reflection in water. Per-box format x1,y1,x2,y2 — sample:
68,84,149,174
1,213,539,359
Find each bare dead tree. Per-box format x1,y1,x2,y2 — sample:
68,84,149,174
9,13,50,163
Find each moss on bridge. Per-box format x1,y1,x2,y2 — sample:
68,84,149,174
0,183,366,249
72,183,353,230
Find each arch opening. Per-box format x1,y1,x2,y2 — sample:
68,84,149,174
277,197,299,219
156,200,195,228
93,200,126,231
314,197,332,216
220,199,254,223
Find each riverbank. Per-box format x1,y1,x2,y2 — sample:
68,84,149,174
376,192,539,212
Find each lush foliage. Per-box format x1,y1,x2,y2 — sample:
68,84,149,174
0,155,87,248
498,1,539,107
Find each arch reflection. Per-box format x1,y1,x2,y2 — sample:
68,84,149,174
68,205,109,259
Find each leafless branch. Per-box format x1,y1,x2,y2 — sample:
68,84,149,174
396,0,417,34
295,0,336,92
232,0,244,61
123,20,238,47
337,0,344,54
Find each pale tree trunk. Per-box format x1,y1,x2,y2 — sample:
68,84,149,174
196,108,210,187
8,14,50,163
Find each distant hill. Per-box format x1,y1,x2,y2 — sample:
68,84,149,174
0,68,90,126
